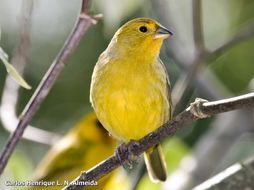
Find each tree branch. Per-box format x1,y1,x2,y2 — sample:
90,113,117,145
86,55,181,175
193,156,254,190
63,92,254,190
0,0,97,175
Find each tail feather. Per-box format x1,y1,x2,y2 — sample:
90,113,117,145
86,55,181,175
144,144,167,182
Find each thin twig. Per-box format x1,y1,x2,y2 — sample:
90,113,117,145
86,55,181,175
192,0,204,51
0,0,97,175
0,0,61,145
63,92,254,190
199,93,254,115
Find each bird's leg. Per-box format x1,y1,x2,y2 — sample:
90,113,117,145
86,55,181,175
128,139,140,160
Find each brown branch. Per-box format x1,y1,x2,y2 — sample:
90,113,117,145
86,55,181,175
198,93,254,115
63,92,254,190
193,156,254,190
0,0,97,175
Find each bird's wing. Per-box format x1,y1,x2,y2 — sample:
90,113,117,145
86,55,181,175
159,59,173,119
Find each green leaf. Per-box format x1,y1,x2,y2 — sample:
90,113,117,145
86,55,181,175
0,47,31,90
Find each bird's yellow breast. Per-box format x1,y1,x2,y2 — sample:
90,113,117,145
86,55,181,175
90,55,170,142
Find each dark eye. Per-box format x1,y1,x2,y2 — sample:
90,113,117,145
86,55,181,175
139,26,148,33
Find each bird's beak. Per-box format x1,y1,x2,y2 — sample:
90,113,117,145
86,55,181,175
154,25,173,39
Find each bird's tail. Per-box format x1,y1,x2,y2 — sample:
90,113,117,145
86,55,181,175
144,144,167,182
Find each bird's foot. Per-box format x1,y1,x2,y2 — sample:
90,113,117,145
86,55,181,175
115,140,140,169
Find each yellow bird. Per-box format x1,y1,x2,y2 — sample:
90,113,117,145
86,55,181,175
90,18,172,182
29,112,130,190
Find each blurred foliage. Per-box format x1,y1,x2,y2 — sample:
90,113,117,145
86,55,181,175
0,0,253,189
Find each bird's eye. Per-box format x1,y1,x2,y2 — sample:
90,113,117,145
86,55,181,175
139,26,148,33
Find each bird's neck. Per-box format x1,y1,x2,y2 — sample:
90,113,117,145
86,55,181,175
106,36,163,63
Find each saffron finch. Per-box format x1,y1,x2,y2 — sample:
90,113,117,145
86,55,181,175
90,18,172,182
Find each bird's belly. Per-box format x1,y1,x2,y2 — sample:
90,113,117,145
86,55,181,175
93,79,168,142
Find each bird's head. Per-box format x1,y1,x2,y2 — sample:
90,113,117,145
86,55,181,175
107,18,173,59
